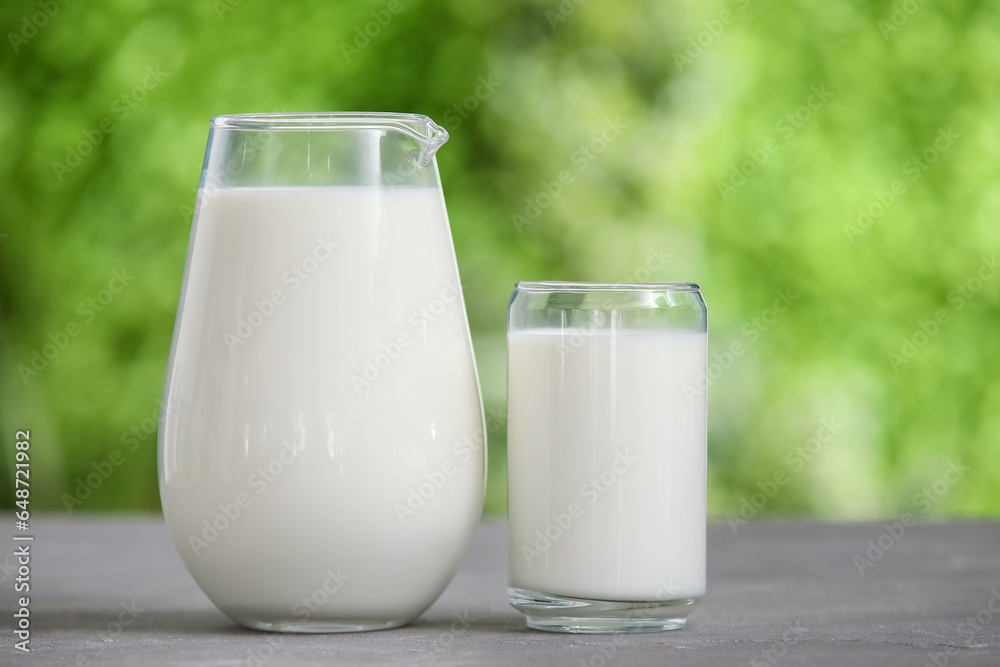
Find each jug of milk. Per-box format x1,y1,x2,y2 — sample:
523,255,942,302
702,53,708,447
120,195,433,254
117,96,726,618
158,113,486,632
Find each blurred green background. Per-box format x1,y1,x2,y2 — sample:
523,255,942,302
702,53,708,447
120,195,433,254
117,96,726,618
1,0,997,518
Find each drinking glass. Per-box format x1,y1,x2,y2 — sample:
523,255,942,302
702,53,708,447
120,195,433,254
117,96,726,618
506,282,707,633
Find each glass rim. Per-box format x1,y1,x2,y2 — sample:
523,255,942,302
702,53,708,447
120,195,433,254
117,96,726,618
210,112,440,133
515,281,701,293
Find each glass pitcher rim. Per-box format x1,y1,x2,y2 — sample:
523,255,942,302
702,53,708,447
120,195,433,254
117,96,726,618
516,281,701,293
210,112,448,142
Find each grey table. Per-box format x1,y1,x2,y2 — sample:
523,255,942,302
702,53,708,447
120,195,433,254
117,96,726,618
1,517,999,666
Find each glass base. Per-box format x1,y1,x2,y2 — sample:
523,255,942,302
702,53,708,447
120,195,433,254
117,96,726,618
236,617,408,634
508,587,701,634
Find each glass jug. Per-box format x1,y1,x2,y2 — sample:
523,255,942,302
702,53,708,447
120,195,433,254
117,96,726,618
158,113,486,632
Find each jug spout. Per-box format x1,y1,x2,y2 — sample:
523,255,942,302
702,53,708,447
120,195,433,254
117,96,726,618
355,113,449,176
412,116,449,167
372,114,449,184
377,114,448,168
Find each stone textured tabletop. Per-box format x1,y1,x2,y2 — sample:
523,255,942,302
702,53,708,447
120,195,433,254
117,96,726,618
2,516,999,666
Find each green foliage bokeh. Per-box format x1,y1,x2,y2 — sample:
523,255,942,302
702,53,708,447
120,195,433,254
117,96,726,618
1,0,998,518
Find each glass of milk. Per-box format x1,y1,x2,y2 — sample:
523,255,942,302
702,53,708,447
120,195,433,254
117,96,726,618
506,282,707,633
159,114,486,632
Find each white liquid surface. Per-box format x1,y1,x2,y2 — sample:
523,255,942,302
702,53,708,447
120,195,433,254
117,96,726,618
160,186,484,626
507,329,706,601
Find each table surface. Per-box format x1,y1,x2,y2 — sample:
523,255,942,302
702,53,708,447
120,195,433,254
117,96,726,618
1,517,999,666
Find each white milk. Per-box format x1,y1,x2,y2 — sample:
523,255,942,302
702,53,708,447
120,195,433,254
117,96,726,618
159,186,484,628
507,329,706,602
